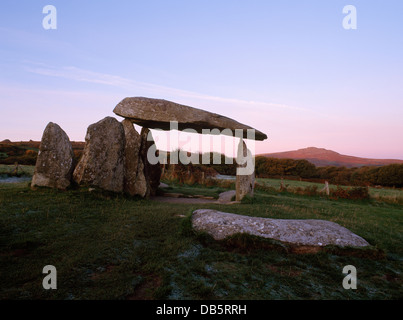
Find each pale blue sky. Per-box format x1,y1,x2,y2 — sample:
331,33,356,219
1,1,402,158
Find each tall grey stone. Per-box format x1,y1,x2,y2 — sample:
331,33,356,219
139,127,161,197
236,139,255,201
31,122,74,190
122,119,147,197
73,117,125,193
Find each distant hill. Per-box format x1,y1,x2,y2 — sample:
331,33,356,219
259,147,403,168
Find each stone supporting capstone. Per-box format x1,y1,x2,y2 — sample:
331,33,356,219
72,117,126,193
236,139,255,201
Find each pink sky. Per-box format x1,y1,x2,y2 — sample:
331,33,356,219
1,2,403,160
0,80,402,160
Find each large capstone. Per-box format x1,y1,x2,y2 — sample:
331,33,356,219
113,97,267,141
31,122,74,190
73,117,125,193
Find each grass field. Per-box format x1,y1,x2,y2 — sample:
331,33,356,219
257,177,403,197
0,164,35,177
256,177,403,204
0,176,402,300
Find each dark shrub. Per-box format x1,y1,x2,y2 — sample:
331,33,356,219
348,186,370,200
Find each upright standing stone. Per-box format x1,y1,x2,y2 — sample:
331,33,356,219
73,117,125,193
140,128,161,197
236,139,255,201
122,119,148,197
31,122,74,190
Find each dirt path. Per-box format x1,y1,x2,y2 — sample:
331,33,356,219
152,188,239,205
150,196,218,204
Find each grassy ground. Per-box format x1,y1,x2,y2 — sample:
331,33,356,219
0,164,35,177
257,177,403,204
159,182,230,199
0,178,402,300
257,177,403,196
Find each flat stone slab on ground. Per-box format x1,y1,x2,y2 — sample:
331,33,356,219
192,209,370,247
218,190,236,202
217,190,240,204
159,182,169,188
